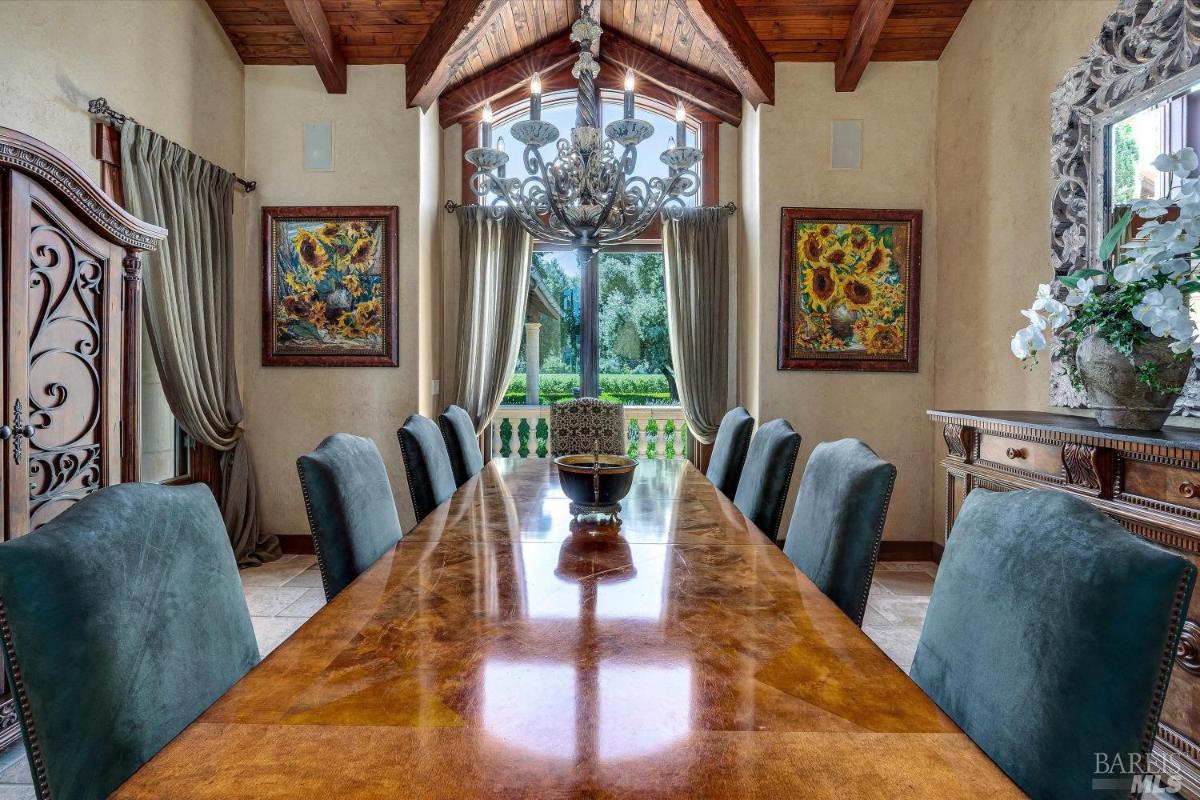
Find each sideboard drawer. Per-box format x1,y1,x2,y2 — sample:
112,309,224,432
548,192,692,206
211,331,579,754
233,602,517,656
1122,458,1200,513
977,434,1063,480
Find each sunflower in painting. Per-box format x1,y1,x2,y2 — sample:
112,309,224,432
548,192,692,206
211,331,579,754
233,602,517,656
273,218,386,353
792,219,907,357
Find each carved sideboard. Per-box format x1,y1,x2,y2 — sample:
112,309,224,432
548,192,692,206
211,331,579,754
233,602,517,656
930,409,1200,796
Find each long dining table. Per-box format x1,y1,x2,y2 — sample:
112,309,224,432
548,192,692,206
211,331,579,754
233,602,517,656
112,457,1022,799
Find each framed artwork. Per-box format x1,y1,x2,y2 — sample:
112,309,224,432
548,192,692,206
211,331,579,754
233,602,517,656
262,205,398,367
778,207,921,372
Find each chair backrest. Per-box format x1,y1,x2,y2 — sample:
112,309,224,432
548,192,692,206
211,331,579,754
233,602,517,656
438,405,484,487
397,413,457,523
911,489,1196,800
549,397,625,457
297,433,403,600
705,406,755,499
0,483,259,800
732,419,801,540
781,438,896,625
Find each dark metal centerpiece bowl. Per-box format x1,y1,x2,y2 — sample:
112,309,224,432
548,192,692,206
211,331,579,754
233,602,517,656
554,453,638,522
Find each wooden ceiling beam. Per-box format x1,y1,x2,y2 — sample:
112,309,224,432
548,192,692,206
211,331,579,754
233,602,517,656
675,0,774,107
282,0,347,93
406,0,509,110
834,0,895,92
602,30,741,126
438,33,577,128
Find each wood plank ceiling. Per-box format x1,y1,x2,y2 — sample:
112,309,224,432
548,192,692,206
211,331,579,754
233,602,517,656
205,0,970,99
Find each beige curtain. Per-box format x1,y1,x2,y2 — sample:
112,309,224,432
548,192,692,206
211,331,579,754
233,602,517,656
120,121,280,566
453,206,533,433
662,207,730,444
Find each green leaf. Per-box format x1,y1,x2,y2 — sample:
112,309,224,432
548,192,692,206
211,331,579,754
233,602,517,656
1179,281,1200,293
1059,275,1080,288
1099,207,1134,262
1071,268,1108,279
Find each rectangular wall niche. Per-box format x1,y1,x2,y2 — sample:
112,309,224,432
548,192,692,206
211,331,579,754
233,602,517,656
303,122,334,171
831,120,862,170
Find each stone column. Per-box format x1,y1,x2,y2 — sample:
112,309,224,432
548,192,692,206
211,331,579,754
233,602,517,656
525,322,542,405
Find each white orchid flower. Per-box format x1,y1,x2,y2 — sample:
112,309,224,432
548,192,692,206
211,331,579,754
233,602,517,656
1132,198,1172,218
1153,147,1199,177
1114,260,1157,283
1021,308,1047,329
1158,257,1192,277
1010,323,1047,360
1171,334,1199,355
1064,277,1096,307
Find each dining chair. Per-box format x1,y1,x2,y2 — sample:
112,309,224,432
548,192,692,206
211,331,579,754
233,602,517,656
549,397,625,457
705,406,755,499
297,433,403,601
398,413,458,523
911,489,1196,800
0,482,259,800
732,418,801,540
438,404,484,487
781,439,896,626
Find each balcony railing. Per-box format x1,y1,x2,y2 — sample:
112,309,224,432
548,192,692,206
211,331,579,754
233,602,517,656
492,405,688,460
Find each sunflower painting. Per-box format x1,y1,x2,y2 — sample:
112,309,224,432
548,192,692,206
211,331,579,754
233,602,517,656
778,208,921,371
262,206,398,366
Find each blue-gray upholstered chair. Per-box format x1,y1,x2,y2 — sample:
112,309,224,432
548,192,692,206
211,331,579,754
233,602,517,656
732,419,801,540
398,413,457,523
297,433,403,601
0,483,259,800
706,406,755,500
438,404,484,487
782,438,896,626
911,489,1196,800
549,397,625,457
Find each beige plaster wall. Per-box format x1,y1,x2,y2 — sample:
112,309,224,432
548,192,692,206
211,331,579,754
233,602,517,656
749,62,939,542
243,65,427,534
0,0,246,487
931,0,1115,541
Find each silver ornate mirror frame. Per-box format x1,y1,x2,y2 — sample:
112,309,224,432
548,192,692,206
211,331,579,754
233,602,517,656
1049,0,1200,414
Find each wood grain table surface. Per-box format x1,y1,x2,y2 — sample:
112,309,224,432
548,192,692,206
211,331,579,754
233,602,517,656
111,458,1021,799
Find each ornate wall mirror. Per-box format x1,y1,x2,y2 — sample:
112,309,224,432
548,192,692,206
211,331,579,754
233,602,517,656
1050,0,1200,415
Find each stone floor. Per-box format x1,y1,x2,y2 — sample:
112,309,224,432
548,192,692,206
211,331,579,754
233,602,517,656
0,554,937,793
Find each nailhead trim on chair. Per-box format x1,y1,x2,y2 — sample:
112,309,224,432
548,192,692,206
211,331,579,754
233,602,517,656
397,419,431,523
0,599,50,800
1132,567,1197,798
852,464,898,628
295,458,336,603
765,436,802,542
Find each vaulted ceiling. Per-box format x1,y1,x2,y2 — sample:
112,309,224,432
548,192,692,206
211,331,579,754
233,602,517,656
206,0,971,102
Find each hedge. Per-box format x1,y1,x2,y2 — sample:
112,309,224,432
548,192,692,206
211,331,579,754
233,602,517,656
502,373,673,406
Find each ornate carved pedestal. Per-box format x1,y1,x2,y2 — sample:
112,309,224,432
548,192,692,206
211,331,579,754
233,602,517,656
931,410,1200,796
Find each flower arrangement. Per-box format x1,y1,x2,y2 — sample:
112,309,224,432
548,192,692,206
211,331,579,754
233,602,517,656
794,222,907,356
275,219,384,349
1012,147,1200,395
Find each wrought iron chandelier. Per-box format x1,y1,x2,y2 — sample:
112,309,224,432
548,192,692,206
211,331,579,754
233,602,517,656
464,0,702,250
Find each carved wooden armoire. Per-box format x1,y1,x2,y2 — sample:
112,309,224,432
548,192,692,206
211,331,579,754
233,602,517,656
0,127,165,745
931,409,1200,797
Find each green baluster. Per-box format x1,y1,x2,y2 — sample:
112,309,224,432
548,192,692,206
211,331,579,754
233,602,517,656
499,418,512,457
517,418,531,458
645,415,658,460
535,417,549,458
626,418,640,458
664,419,676,459
681,421,689,459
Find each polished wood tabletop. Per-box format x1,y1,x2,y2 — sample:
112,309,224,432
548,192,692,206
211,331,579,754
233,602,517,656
112,458,1022,799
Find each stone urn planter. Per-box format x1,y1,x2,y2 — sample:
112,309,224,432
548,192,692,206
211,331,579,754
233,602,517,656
1076,333,1191,430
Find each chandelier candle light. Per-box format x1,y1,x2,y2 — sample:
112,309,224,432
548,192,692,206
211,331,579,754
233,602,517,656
463,0,702,252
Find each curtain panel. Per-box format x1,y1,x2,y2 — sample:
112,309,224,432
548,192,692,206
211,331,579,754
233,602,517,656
662,207,731,444
452,206,533,434
120,121,279,566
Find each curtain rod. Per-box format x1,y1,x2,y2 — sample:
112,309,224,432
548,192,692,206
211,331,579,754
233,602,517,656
87,98,257,193
443,200,737,215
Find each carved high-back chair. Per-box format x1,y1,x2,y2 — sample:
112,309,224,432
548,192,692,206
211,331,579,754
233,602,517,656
549,398,625,457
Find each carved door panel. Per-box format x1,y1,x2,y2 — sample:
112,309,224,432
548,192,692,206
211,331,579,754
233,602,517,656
3,171,124,538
